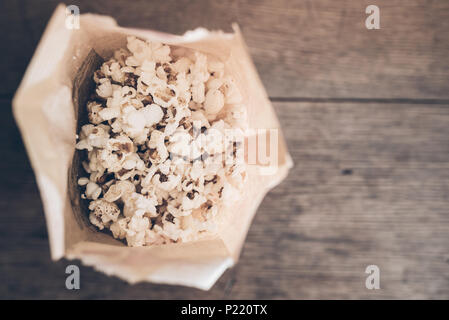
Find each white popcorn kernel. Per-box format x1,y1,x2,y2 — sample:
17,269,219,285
88,199,121,230
103,186,121,202
110,119,123,133
127,36,150,65
152,85,177,108
110,62,124,83
148,130,164,149
89,212,104,230
182,192,206,211
156,65,167,81
110,217,129,239
130,98,144,110
125,55,140,67
173,57,192,74
99,107,120,121
124,108,146,133
86,126,110,149
87,101,104,124
126,216,150,247
96,79,113,98
159,174,182,192
152,44,171,64
181,179,194,192
158,160,171,175
206,78,223,91
104,180,135,202
92,187,102,200
85,182,102,199
191,110,210,128
141,104,164,127
75,139,92,151
191,52,209,84
168,131,191,157
141,59,156,73
163,120,179,136
81,124,95,136
123,159,137,170
77,177,89,186
204,89,225,114
123,192,157,218
121,86,137,98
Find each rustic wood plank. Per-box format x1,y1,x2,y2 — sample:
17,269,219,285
2,99,448,299
2,0,449,99
234,101,449,299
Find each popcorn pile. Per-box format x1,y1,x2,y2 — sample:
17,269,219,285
75,37,247,247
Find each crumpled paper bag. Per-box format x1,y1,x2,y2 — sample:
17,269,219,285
13,4,292,290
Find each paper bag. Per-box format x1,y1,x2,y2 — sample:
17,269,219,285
13,4,292,290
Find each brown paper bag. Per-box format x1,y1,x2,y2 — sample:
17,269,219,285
13,4,292,290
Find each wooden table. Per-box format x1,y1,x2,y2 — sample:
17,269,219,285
1,0,448,299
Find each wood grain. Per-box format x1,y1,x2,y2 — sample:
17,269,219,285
1,0,449,99
2,100,448,299
1,0,449,300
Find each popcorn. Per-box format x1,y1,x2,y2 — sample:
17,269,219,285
204,89,225,115
85,181,102,200
125,216,150,247
123,192,157,217
96,79,113,98
87,101,104,124
110,217,129,239
77,177,90,186
142,104,164,127
88,199,120,230
103,180,135,202
99,106,120,121
75,124,110,151
75,37,247,247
